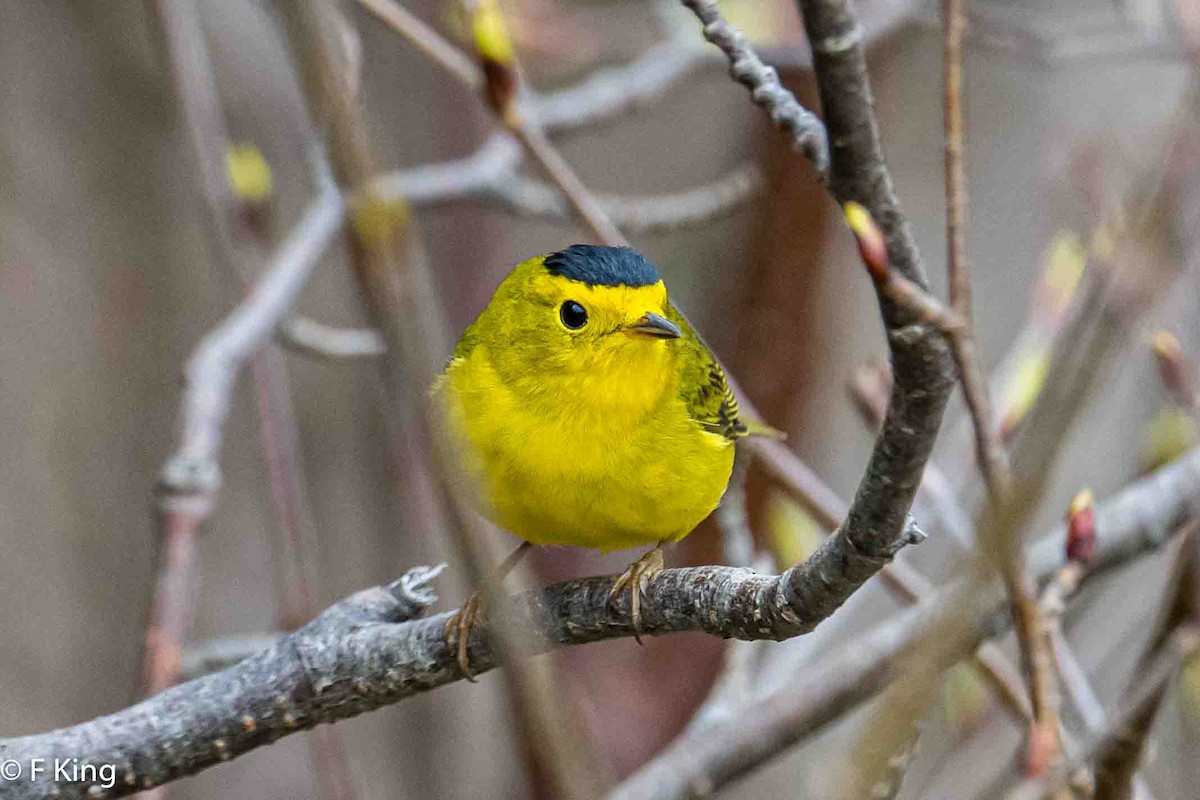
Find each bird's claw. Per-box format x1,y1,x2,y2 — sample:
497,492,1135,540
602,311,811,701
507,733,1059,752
444,592,482,681
609,546,666,643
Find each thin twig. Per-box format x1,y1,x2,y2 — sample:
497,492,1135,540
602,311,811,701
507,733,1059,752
943,0,970,320
508,122,628,245
357,0,708,136
142,0,344,726
278,316,387,360
142,154,341,698
679,0,830,177
370,131,763,228
357,0,481,89
941,0,1058,769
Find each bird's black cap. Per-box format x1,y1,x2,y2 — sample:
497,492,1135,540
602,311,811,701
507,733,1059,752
544,244,661,288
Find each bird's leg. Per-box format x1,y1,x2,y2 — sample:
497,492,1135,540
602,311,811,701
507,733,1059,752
610,540,668,643
444,541,533,681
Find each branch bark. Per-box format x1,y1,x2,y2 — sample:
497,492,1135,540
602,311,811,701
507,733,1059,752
779,0,956,623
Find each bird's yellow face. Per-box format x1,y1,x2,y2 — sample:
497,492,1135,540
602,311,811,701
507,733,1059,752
475,248,682,417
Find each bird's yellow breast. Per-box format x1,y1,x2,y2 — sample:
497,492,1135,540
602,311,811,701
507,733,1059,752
435,339,734,552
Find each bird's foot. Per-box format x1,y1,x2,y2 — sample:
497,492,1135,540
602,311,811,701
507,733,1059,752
444,591,482,681
610,544,666,643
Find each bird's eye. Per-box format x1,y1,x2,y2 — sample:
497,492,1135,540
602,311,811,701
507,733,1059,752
559,300,588,330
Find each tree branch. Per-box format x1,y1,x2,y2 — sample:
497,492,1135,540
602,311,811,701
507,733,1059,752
940,0,1058,766
0,566,443,800
680,0,829,177
159,162,343,510
4,448,1199,798
277,316,387,361
780,0,956,624
608,447,1200,800
370,132,763,231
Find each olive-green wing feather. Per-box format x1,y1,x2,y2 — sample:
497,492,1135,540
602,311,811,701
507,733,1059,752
665,303,748,442
448,317,483,363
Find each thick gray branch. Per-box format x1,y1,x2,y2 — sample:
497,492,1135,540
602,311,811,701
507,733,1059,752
0,566,442,799
759,0,956,624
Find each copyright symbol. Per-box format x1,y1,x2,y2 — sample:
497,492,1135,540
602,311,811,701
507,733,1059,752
0,760,21,780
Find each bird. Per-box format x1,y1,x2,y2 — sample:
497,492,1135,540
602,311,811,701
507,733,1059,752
432,244,776,676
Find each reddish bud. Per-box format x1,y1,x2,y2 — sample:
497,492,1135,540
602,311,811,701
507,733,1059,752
481,57,519,117
470,0,519,117
1066,488,1096,564
843,202,890,284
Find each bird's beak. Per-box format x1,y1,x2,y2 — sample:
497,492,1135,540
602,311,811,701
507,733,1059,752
624,312,682,340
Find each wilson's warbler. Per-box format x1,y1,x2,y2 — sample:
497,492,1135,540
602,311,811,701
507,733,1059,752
434,245,771,673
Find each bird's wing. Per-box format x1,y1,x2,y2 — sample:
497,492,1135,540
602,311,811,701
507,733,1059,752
666,303,748,442
447,317,483,364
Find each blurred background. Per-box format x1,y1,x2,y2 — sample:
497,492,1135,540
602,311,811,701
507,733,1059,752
1,0,1199,797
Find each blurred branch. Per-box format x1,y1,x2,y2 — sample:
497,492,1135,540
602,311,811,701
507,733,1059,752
357,0,480,89
745,437,846,531
371,132,764,231
358,0,711,136
278,316,387,361
6,449,1200,798
1090,527,1200,799
840,72,1197,791
960,4,1189,66
146,163,342,696
141,0,242,707
1090,625,1199,799
608,447,1200,800
528,37,705,134
1041,522,1174,800
154,165,342,535
489,160,763,231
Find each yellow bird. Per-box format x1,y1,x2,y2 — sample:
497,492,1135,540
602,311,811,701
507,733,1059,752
433,245,769,672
